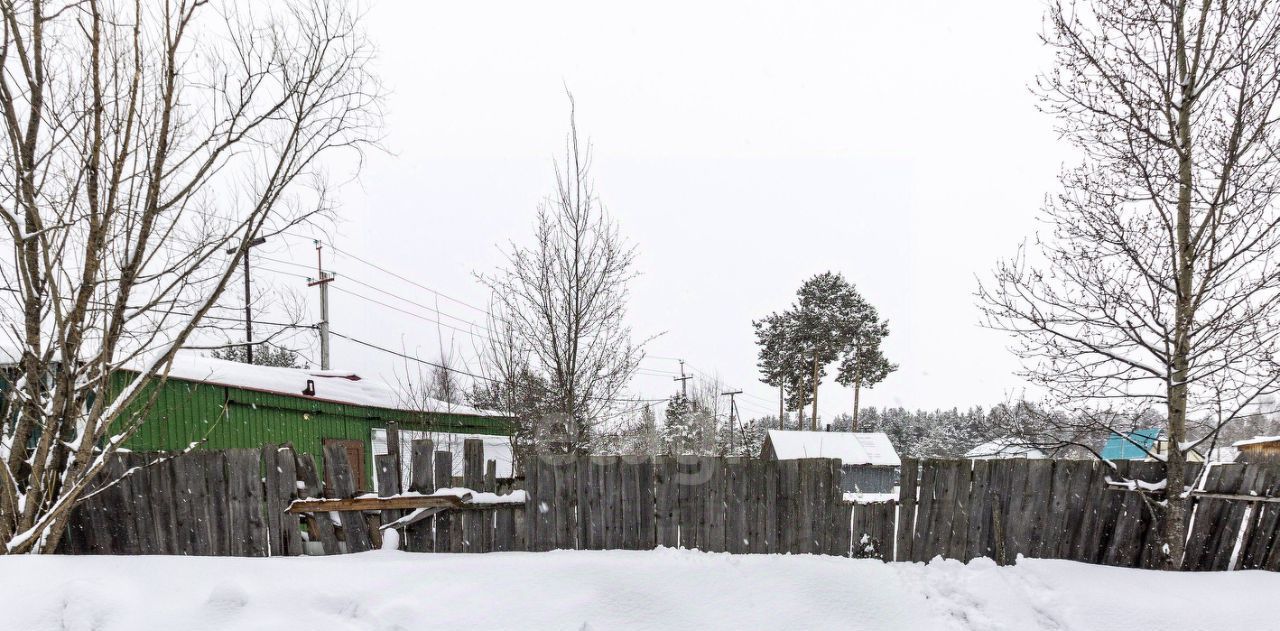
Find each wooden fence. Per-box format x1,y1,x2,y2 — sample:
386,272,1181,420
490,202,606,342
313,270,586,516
523,456,847,555
887,458,1280,571
60,446,1280,572
60,440,523,555
62,447,303,556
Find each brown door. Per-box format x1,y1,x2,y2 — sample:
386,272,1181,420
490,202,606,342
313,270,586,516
323,439,367,492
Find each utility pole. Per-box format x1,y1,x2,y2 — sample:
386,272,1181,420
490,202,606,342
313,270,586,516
673,359,693,399
307,241,335,370
225,236,267,364
722,389,742,453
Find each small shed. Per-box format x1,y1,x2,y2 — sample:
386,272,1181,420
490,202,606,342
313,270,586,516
964,437,1046,460
1233,436,1280,464
760,430,901,494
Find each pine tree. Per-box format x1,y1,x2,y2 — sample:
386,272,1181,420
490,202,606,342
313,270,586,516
753,272,881,430
718,415,771,457
835,315,896,431
661,392,724,455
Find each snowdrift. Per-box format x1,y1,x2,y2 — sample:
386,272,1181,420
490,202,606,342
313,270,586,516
0,548,1273,630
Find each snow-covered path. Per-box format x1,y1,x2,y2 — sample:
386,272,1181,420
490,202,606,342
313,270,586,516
0,549,1272,630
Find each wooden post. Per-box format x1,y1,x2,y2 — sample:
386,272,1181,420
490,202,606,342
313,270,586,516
410,440,436,493
260,444,284,556
324,442,372,553
376,453,401,549
434,450,456,551
463,440,484,552
386,421,402,491
485,460,497,493
406,440,435,552
992,499,1008,566
463,439,484,489
294,453,340,555
274,447,305,556
896,458,919,562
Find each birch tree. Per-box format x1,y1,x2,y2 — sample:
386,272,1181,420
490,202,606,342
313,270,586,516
980,0,1280,569
0,0,379,554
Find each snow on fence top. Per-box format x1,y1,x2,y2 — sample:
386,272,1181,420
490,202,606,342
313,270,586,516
766,430,901,467
150,354,503,417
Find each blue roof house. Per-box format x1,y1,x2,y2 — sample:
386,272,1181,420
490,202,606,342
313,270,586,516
1100,429,1163,461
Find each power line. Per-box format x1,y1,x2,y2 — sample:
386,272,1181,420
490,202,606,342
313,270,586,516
267,233,491,318
329,285,493,343
256,265,311,281
328,329,671,408
328,329,498,383
260,255,487,331
325,242,491,316
653,357,777,417
339,274,487,331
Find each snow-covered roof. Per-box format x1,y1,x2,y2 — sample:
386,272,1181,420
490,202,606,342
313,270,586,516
964,437,1047,460
1232,435,1280,448
765,430,901,466
144,354,503,418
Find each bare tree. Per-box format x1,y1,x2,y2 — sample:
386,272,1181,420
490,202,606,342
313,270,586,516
468,302,552,470
477,93,644,455
980,0,1280,568
0,0,379,554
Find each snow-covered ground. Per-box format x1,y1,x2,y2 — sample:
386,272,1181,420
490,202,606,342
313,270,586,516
1,549,1274,630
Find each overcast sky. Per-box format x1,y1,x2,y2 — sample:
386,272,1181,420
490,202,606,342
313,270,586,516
253,0,1073,421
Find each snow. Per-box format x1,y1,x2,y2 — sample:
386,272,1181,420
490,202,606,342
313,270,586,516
1232,435,1280,448
1105,476,1167,492
844,491,898,504
767,430,901,466
964,437,1047,460
1,550,1277,630
424,487,527,505
147,353,503,417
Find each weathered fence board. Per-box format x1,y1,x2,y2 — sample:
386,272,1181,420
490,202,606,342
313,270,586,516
895,458,919,562
295,452,340,555
323,442,371,553
404,440,435,553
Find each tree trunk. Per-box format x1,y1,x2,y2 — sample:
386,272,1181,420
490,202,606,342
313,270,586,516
810,353,820,430
1165,1,1193,569
778,385,785,430
852,380,861,432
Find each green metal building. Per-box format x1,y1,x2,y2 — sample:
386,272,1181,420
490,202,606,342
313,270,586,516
107,355,514,484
